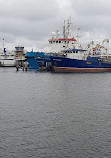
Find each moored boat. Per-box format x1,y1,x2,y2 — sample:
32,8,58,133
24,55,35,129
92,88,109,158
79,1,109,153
0,48,15,67
25,18,81,70
50,41,111,73
25,18,111,73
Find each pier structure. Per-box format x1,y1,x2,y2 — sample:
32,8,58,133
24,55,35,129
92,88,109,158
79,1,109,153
14,46,28,71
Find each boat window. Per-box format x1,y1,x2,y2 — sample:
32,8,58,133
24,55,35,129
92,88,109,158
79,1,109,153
56,41,58,43
59,41,61,43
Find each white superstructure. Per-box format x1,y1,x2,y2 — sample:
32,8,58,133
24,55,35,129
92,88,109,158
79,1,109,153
42,18,82,53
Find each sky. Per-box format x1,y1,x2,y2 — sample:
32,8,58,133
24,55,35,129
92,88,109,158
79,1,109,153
0,0,111,51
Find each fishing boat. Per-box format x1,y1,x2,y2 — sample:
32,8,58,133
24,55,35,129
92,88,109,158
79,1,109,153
25,18,81,70
25,18,111,72
50,40,111,72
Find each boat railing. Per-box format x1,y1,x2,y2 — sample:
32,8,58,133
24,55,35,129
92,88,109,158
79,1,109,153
98,54,111,63
49,52,67,58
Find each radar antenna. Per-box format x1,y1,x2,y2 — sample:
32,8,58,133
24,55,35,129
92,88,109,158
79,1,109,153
76,27,81,41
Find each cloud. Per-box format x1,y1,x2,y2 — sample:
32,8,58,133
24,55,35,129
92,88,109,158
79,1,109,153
0,0,62,50
70,0,111,37
0,0,110,51
0,0,59,20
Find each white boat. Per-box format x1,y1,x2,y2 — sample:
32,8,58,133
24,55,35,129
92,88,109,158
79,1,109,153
0,48,15,67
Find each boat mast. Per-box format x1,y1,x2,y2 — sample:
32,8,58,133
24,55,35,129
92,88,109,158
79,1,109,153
64,17,72,48
66,17,72,39
63,20,66,39
3,38,6,55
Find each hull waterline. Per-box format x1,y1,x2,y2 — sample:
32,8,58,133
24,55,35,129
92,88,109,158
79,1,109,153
54,67,111,73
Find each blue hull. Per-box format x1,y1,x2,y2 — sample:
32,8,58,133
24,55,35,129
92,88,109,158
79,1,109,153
50,56,111,72
25,52,50,69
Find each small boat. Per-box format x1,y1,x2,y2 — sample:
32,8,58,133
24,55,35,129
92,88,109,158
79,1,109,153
0,39,16,67
0,48,15,67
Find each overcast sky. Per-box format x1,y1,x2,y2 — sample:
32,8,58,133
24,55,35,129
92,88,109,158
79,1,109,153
0,0,111,51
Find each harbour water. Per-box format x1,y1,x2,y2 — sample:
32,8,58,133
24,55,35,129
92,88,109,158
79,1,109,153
0,68,111,158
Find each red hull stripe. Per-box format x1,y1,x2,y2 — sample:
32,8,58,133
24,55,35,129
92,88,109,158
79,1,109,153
54,67,111,72
48,38,76,42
